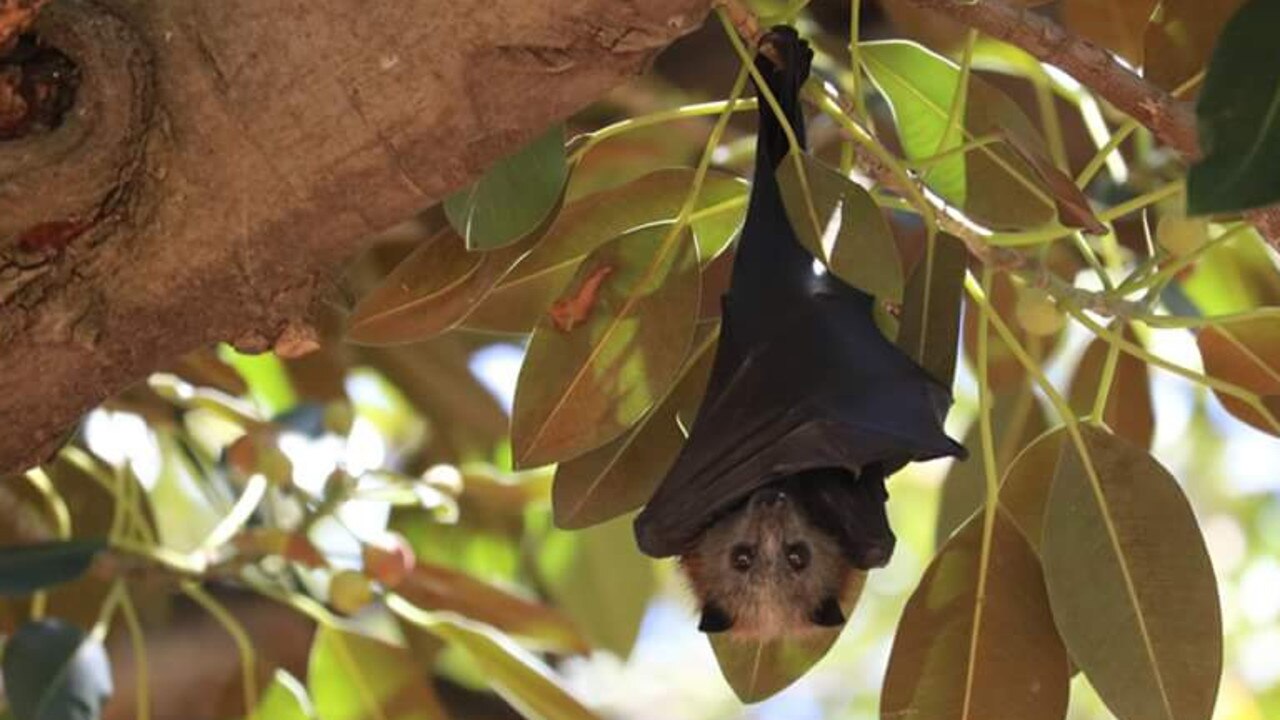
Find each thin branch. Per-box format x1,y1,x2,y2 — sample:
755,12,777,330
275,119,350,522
903,0,1280,246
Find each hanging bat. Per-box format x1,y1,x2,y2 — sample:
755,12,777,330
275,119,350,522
633,26,965,639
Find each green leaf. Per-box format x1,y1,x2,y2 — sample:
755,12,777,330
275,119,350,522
445,125,568,250
1180,228,1280,315
552,325,716,529
1197,311,1280,436
511,224,701,467
0,540,106,596
535,514,656,657
308,625,447,720
218,346,298,417
388,598,601,720
249,670,314,720
1187,0,1280,213
935,389,1047,547
775,151,904,302
463,169,746,335
709,575,866,703
1067,326,1155,448
897,233,967,388
861,41,1056,230
395,560,589,654
882,511,1069,720
1043,425,1222,720
1,618,113,720
1144,0,1246,92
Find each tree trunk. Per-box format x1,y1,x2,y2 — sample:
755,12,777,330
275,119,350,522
0,0,710,474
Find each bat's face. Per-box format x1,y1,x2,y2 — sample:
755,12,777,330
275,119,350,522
680,483,854,639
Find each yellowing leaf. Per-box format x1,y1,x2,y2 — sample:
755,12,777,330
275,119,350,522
1043,425,1222,720
882,511,1069,720
1180,229,1280,315
511,224,700,467
710,574,866,703
248,670,314,720
1197,312,1280,436
309,626,447,720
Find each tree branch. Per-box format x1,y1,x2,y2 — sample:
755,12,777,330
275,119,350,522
903,0,1280,245
0,0,711,475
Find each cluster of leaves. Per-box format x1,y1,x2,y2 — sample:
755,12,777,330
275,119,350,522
0,344,657,720
4,0,1280,718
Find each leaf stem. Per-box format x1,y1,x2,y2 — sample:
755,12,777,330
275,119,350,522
118,584,151,720
933,29,977,182
182,581,260,719
964,264,1000,720
568,99,759,165
1117,222,1252,294
1090,321,1123,423
1065,306,1280,434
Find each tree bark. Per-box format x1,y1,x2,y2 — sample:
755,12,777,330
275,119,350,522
0,0,710,475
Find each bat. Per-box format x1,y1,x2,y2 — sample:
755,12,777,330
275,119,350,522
632,26,966,639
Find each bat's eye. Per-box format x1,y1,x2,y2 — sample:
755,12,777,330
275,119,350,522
730,544,755,572
786,543,811,571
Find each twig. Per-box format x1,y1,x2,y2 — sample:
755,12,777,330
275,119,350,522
902,0,1280,246
719,0,1148,319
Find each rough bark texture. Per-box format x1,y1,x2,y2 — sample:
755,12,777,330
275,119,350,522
0,0,711,475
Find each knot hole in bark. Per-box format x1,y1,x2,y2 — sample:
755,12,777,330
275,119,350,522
0,0,154,248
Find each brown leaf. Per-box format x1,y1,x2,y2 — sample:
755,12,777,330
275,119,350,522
1044,425,1222,720
999,128,1107,234
998,427,1066,554
1145,0,1246,92
397,561,589,654
346,226,535,345
1063,0,1160,64
883,511,1069,720
1196,311,1280,436
935,388,1048,546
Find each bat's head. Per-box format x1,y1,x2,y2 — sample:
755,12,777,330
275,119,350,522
679,468,890,639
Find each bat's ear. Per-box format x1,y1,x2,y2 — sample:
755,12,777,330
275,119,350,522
809,595,846,628
698,602,735,634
